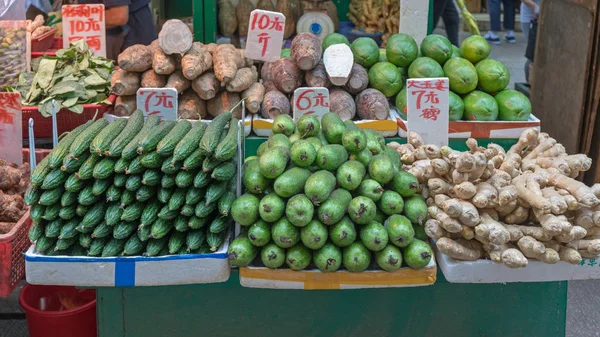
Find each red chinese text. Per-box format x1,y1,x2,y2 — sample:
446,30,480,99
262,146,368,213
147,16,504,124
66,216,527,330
63,5,103,21
412,90,440,110
0,93,20,125
407,79,448,91
420,106,441,121
258,33,271,57
142,91,175,115
68,35,102,50
251,13,284,31
69,18,101,33
295,90,330,113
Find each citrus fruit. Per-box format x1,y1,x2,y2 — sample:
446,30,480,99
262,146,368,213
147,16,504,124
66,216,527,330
463,90,499,121
395,88,407,119
461,35,490,64
449,91,465,121
368,62,403,97
386,33,419,67
476,59,510,94
495,89,532,121
322,33,350,51
420,34,453,65
407,57,444,78
443,57,478,94
351,37,380,68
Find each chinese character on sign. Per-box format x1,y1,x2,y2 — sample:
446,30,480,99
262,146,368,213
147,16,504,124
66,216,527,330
579,259,587,266
588,258,597,267
293,87,330,120
406,78,450,147
245,10,285,62
0,92,22,164
136,88,178,121
62,4,106,57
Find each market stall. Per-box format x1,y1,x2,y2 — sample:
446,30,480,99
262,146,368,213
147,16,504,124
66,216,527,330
3,1,599,337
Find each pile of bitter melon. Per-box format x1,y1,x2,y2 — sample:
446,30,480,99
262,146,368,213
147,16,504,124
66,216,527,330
25,109,239,257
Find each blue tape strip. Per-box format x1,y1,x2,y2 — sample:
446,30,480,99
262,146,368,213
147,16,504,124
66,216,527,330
115,260,136,287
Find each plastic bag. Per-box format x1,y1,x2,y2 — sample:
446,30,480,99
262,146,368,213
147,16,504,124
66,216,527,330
0,21,26,87
0,0,26,20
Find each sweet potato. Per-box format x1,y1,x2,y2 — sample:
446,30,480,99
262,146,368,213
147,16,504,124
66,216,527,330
207,91,242,119
330,89,356,121
305,61,330,88
355,88,390,120
166,71,191,94
141,70,168,88
236,0,254,37
179,90,207,120
192,71,220,100
158,19,193,55
272,57,303,94
291,33,322,71
153,49,178,75
118,44,153,72
213,44,241,84
261,90,290,119
182,42,213,80
114,95,137,116
111,70,140,96
345,63,369,95
226,66,258,92
242,82,265,114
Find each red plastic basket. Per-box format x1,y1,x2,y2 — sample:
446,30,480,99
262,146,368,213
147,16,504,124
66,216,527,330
51,37,63,50
0,210,32,297
22,94,116,138
30,27,58,52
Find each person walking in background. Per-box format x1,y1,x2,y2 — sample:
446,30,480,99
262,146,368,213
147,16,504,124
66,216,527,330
484,0,516,44
521,0,540,41
432,0,460,46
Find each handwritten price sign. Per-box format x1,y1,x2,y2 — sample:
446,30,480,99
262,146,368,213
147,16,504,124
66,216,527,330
406,78,449,147
136,88,178,121
0,92,22,164
245,10,285,62
293,87,330,120
62,4,106,57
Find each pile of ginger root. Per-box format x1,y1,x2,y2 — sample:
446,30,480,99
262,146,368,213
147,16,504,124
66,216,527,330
0,158,30,233
388,128,600,268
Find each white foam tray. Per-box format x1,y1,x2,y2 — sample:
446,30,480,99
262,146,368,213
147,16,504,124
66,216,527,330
435,247,600,283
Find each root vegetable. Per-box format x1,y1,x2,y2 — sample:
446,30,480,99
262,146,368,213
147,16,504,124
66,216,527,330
517,236,546,256
0,191,25,222
213,44,242,84
192,71,220,100
271,57,303,94
113,95,137,116
166,71,191,94
226,66,258,92
355,89,389,120
111,70,140,96
178,90,207,120
236,0,254,37
159,19,193,55
436,237,483,261
305,61,331,88
485,244,528,268
428,178,453,195
534,209,572,236
454,181,477,200
472,182,498,208
261,62,274,82
424,219,450,239
219,0,237,36
291,33,323,71
257,0,274,10
205,43,218,55
548,169,600,207
559,246,583,265
276,0,295,39
329,89,356,121
323,44,353,86
237,49,254,67
0,166,21,191
514,174,552,213
207,91,242,119
505,225,553,242
242,83,265,114
555,226,587,243
152,49,178,75
140,70,167,88
118,44,153,72
428,205,462,233
182,42,213,80
474,214,510,245
27,15,44,33
496,199,518,217
344,63,369,95
441,198,481,227
566,239,600,255
461,225,475,240
260,90,290,119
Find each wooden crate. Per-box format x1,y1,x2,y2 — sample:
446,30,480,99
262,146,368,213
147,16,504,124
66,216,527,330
465,0,482,13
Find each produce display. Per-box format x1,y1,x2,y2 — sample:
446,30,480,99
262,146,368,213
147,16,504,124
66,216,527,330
27,15,54,38
228,113,434,272
0,21,26,88
25,109,239,257
389,129,600,268
391,34,532,122
348,0,399,46
0,159,30,234
13,40,114,116
113,19,262,119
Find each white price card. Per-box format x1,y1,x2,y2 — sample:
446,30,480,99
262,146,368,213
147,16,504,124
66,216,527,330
245,10,285,62
62,4,107,57
0,92,23,165
292,87,330,120
406,78,450,147
136,88,178,121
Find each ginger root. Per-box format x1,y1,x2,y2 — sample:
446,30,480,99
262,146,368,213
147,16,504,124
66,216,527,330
436,237,483,261
474,214,510,245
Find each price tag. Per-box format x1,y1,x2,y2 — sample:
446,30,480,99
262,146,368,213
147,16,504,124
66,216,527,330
0,92,23,165
245,10,285,62
136,88,178,121
406,78,449,147
292,87,330,120
62,4,107,57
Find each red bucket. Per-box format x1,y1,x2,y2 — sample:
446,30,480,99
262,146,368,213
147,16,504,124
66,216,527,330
19,284,97,337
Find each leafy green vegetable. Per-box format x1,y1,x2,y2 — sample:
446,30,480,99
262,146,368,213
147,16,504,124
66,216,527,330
12,40,114,117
